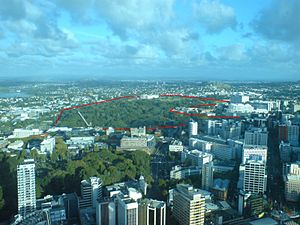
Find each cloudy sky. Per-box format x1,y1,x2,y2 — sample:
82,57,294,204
0,0,299,80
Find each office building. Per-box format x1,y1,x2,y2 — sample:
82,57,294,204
17,159,36,217
189,120,198,137
80,177,102,208
181,149,213,167
244,129,268,146
40,137,55,154
288,125,299,146
243,158,267,194
173,184,205,225
202,162,214,191
284,162,300,202
210,179,229,201
117,195,139,225
138,198,166,225
96,198,116,225
242,145,268,164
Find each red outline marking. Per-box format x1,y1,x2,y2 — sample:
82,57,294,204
53,94,240,129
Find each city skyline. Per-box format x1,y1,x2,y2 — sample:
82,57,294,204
0,0,300,80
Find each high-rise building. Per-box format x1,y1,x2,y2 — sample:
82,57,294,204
138,199,166,225
243,158,267,194
288,125,299,146
117,195,139,225
279,124,300,146
202,162,214,190
96,198,116,225
173,184,205,225
284,162,300,202
17,159,36,217
244,129,268,146
242,145,268,164
189,120,198,137
181,149,213,167
80,177,102,208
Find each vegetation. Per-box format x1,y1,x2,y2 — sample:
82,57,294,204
0,144,152,220
58,98,204,128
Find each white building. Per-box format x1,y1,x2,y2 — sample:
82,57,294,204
117,195,139,225
181,149,213,167
80,177,102,208
243,159,267,194
284,162,300,202
189,138,212,152
12,129,42,138
231,94,249,104
242,145,268,164
17,159,36,217
40,137,55,154
173,184,205,225
169,140,184,152
189,120,198,137
170,166,201,180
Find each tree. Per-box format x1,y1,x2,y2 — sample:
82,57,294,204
0,185,4,210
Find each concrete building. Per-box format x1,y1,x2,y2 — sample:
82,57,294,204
40,137,55,154
280,142,292,162
173,184,205,225
210,179,229,201
189,120,198,137
17,159,36,217
284,162,300,202
169,140,184,152
80,177,102,208
130,127,146,137
117,195,139,225
96,198,116,225
288,125,299,146
120,136,155,150
211,143,235,161
12,129,42,138
138,199,166,225
231,94,249,104
279,124,300,146
170,166,200,180
189,138,212,152
202,162,214,191
244,129,268,146
242,145,268,164
243,158,267,194
181,149,213,167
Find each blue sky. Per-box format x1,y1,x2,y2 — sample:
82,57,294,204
0,0,299,80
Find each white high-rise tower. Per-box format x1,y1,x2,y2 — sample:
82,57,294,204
189,120,198,137
17,159,36,217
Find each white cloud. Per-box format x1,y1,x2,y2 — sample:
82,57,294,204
193,0,236,33
216,44,248,61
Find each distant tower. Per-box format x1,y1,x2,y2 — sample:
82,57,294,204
80,177,102,208
202,162,214,190
17,159,36,217
139,175,147,195
189,119,198,137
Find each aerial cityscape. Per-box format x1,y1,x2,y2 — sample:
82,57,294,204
0,0,300,225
